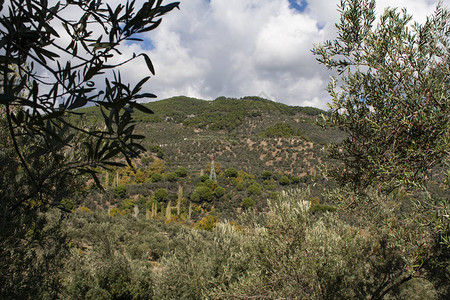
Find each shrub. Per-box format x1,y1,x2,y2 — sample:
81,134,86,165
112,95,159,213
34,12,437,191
78,206,92,213
195,215,218,231
247,184,262,196
191,186,215,203
110,208,120,217
279,176,290,186
241,197,255,209
224,168,238,178
214,186,225,198
175,167,189,177
61,198,75,211
259,123,303,138
113,185,127,199
85,287,111,300
262,170,273,180
150,173,163,183
199,174,210,182
267,184,277,191
165,172,178,182
154,188,169,202
134,170,146,184
204,179,217,190
310,204,337,213
121,198,137,211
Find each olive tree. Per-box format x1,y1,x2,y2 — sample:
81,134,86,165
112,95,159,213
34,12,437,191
313,0,449,296
0,0,179,297
313,0,449,191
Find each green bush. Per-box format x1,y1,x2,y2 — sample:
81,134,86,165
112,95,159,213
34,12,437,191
224,168,238,178
310,204,336,213
214,186,225,198
61,198,75,211
150,145,164,159
267,184,277,191
121,198,137,211
175,167,189,177
85,287,111,300
262,170,273,180
155,188,435,299
279,176,290,186
150,173,163,182
96,259,132,299
247,183,262,196
191,186,214,203
154,188,169,202
113,185,127,199
199,174,210,182
291,176,300,184
259,123,306,138
165,172,178,182
204,179,216,189
241,197,255,209
134,170,146,184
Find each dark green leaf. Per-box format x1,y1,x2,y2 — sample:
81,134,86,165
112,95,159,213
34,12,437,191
129,135,146,140
141,53,155,75
69,96,88,110
102,148,121,161
102,161,126,167
0,94,16,104
36,47,60,60
156,2,180,15
41,110,65,121
126,38,144,42
137,18,162,33
84,62,104,81
133,93,157,99
130,143,146,152
132,76,151,94
129,102,154,114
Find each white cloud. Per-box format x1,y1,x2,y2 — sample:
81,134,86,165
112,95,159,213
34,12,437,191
254,9,319,72
140,0,332,107
36,0,443,109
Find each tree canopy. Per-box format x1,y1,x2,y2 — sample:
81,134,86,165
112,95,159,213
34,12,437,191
313,0,449,295
313,0,449,192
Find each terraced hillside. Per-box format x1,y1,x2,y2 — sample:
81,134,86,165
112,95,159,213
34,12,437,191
74,96,343,176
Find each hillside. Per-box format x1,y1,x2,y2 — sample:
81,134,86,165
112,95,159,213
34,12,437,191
76,96,342,176
70,95,346,223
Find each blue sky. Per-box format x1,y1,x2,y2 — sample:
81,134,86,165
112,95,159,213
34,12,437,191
109,0,442,108
288,0,308,12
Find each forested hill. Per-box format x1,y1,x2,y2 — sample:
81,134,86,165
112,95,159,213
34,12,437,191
77,95,325,129
135,96,324,127
75,96,342,176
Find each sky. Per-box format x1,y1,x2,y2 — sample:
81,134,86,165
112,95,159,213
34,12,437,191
9,0,442,110
113,0,441,109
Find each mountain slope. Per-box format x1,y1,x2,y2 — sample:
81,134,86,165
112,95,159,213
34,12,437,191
75,95,342,176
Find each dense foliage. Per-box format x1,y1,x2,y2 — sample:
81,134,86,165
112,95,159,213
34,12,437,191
61,189,442,299
313,0,449,296
259,122,309,139
313,0,449,192
0,0,178,297
77,95,325,130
